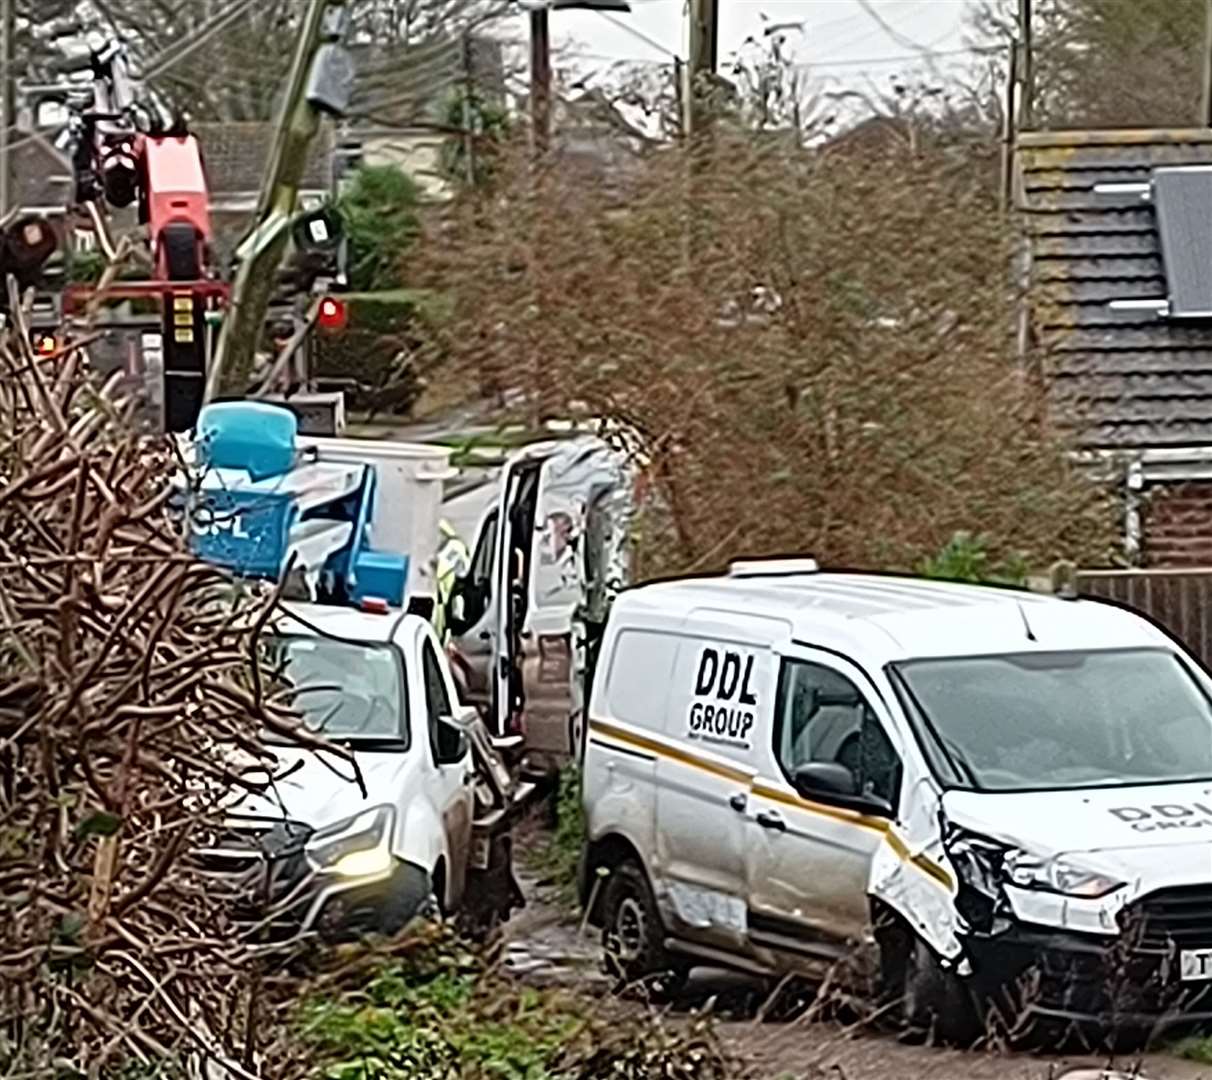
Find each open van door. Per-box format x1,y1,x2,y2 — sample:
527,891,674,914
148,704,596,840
489,446,554,743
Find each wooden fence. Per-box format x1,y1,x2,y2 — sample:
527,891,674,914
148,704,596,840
1076,568,1212,670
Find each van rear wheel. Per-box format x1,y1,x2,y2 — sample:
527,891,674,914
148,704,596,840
600,860,687,1001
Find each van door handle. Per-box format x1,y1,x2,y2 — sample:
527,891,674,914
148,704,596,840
728,792,747,813
756,810,786,832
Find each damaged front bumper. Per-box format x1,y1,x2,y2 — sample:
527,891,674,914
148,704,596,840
942,826,1212,1032
196,820,433,945
963,903,1212,1033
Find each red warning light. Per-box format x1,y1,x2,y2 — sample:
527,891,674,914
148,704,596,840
317,297,347,332
32,333,56,355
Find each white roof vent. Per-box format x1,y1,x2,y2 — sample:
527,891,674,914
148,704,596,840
728,558,819,578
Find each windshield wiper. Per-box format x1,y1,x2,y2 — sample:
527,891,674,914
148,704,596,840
330,735,409,751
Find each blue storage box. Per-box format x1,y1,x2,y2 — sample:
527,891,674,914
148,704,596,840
197,402,298,481
192,488,295,579
351,551,408,608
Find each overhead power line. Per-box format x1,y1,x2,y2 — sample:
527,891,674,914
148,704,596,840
793,45,999,71
594,9,681,60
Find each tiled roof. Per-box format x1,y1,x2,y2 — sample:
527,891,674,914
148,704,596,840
192,122,334,195
1018,128,1212,449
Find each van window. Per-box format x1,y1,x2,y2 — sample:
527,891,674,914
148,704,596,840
471,510,498,584
604,629,678,730
422,640,463,763
261,635,408,745
892,647,1212,792
774,660,901,805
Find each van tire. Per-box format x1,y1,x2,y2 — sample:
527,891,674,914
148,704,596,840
600,860,687,1002
900,936,981,1046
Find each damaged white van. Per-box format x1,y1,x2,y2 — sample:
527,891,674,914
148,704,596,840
580,560,1212,1041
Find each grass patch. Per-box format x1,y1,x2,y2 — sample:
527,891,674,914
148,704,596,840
528,765,586,906
1172,1036,1212,1063
265,921,741,1079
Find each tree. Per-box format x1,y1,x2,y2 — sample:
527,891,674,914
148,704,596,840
439,84,511,189
417,133,1116,576
338,163,422,292
969,0,1205,129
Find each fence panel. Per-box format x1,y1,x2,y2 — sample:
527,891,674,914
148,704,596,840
1076,568,1212,670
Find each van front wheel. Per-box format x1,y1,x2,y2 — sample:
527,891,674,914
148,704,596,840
600,860,687,1001
900,936,981,1046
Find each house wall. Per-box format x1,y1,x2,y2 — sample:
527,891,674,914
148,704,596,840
360,134,451,201
1143,482,1212,567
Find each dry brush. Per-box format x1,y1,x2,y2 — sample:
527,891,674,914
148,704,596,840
0,291,333,1077
419,131,1117,576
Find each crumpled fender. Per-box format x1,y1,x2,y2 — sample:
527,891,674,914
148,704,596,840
396,798,447,880
867,775,963,962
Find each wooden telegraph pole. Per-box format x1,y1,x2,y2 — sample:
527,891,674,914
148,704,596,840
1018,0,1035,129
529,5,553,155
686,0,719,139
0,0,13,219
205,0,343,401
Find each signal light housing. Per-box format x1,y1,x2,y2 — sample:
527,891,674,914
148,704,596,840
317,296,347,332
31,332,57,355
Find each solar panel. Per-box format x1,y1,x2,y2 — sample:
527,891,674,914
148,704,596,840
1153,166,1212,319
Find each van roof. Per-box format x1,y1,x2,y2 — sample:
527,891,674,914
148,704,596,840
616,571,1170,662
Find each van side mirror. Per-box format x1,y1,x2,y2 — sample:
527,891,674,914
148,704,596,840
443,704,479,732
435,705,475,763
794,762,855,796
793,762,892,818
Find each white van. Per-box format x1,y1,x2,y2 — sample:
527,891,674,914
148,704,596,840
445,436,635,776
580,560,1212,1040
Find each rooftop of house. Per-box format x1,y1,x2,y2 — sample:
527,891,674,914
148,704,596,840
192,122,335,196
1017,128,1212,451
346,35,506,128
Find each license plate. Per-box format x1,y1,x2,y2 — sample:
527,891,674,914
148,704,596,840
1180,949,1212,981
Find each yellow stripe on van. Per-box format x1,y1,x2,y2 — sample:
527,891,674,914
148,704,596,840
587,718,953,892
883,829,954,892
589,718,753,785
750,780,889,832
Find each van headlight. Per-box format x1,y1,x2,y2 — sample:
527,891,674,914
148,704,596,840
1003,850,1123,899
305,805,395,879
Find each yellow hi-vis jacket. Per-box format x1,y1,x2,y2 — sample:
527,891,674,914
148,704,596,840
434,520,470,642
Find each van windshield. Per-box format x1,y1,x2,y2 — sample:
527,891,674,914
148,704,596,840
261,635,408,745
890,648,1212,792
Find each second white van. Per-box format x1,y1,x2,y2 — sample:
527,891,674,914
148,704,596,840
580,560,1212,1041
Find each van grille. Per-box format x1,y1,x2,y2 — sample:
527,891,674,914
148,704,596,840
193,819,311,881
1120,885,1212,955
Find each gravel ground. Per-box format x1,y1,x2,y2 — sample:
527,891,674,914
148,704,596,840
498,862,1212,1080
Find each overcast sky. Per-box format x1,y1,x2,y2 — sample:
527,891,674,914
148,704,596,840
506,0,981,93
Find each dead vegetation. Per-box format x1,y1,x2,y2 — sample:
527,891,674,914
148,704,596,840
0,284,336,1076
418,133,1117,577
